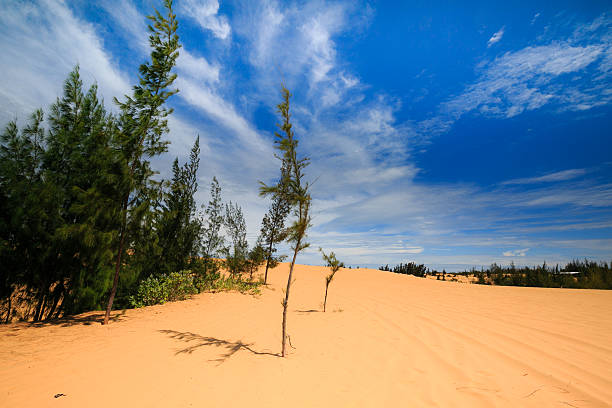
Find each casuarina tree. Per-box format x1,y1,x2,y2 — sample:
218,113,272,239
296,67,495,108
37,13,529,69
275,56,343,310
319,249,344,312
157,136,202,275
104,0,181,325
259,163,290,284
260,85,311,357
223,201,248,277
200,176,224,277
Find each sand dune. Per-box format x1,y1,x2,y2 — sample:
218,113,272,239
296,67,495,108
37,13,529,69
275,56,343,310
1,263,611,407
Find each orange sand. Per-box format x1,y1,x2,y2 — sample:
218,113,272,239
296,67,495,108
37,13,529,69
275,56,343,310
1,263,611,407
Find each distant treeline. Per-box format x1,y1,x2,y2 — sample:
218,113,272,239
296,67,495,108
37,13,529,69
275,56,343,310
464,260,612,290
379,262,427,277
380,260,612,290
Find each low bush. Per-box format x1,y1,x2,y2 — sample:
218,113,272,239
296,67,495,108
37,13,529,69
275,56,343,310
200,274,263,296
130,269,263,308
129,270,197,308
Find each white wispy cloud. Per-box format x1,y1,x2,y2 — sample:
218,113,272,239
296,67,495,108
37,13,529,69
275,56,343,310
179,0,231,40
1,1,610,271
0,0,131,125
233,0,370,106
420,15,612,139
178,50,220,83
503,248,530,257
502,168,588,185
487,26,505,47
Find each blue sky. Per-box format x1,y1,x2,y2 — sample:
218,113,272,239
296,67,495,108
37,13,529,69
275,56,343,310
1,0,611,270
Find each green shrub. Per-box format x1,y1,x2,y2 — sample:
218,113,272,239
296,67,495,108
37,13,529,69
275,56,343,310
129,267,264,308
129,270,198,308
198,274,262,295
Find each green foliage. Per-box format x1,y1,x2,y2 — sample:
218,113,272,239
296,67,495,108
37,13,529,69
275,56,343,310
196,274,262,296
320,248,344,284
201,177,225,268
129,270,197,308
105,0,181,323
0,67,121,320
246,239,267,279
470,260,612,289
223,201,249,276
128,264,264,308
379,262,427,278
320,249,344,312
157,137,202,275
259,161,291,283
259,85,312,357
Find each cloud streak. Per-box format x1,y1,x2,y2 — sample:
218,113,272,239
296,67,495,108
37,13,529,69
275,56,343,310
421,15,612,138
503,248,530,257
503,168,588,185
180,0,231,40
0,0,131,125
1,1,610,271
487,26,505,47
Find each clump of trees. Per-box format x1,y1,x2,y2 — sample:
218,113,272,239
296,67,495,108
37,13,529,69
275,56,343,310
379,262,427,277
0,0,262,324
1,2,348,362
320,249,344,312
468,260,612,289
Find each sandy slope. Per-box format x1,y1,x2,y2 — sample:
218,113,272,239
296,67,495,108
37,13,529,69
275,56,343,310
1,263,611,407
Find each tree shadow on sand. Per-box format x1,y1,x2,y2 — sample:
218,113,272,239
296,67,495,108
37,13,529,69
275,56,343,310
6,310,127,330
295,309,320,314
159,329,280,364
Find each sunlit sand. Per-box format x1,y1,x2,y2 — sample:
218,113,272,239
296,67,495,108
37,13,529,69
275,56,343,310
1,263,611,407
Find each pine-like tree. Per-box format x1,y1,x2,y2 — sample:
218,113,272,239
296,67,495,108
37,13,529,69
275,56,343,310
0,111,49,321
319,249,344,312
157,136,202,275
104,0,181,324
260,85,312,357
246,238,267,280
259,163,290,283
223,201,249,276
46,67,122,316
200,176,224,276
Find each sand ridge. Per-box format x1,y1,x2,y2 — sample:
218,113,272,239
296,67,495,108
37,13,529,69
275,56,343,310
1,263,611,407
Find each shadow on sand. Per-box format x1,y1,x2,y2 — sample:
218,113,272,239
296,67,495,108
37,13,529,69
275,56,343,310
11,310,128,329
159,329,280,364
295,309,320,314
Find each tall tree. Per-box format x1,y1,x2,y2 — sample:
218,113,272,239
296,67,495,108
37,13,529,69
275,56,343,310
223,201,248,277
200,176,224,276
104,0,181,324
0,66,121,321
47,67,121,316
260,86,312,357
259,161,290,284
0,111,48,321
246,237,267,280
157,136,201,275
319,249,344,312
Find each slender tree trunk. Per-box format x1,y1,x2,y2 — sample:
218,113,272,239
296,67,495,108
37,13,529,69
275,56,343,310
264,239,274,284
323,282,329,312
34,292,46,322
104,197,128,325
54,296,64,319
5,293,12,323
46,287,62,321
281,238,300,357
